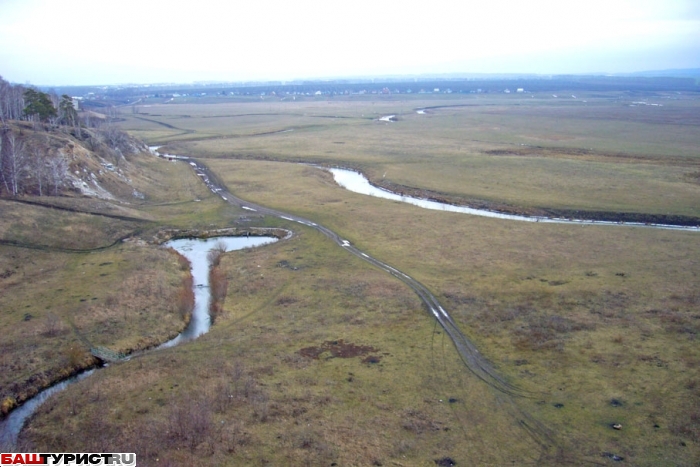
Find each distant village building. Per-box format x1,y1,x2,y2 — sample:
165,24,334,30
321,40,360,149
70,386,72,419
516,88,524,93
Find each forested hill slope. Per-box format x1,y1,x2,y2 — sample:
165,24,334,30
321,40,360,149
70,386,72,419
1,121,149,202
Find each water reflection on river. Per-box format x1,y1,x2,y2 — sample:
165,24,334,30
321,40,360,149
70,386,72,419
161,236,277,347
0,235,277,448
327,168,699,231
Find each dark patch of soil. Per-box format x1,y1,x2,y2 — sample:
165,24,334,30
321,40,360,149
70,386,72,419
0,269,16,279
276,259,301,271
299,340,378,360
275,296,298,306
610,398,624,407
602,452,624,462
435,457,457,466
362,355,382,364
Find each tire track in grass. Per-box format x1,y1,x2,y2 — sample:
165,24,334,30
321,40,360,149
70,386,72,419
191,158,558,453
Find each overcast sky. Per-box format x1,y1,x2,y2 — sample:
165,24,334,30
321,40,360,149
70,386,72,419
1,0,698,86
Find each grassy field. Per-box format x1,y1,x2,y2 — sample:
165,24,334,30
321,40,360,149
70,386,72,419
207,159,700,465
0,147,249,415
12,93,700,465
119,93,700,219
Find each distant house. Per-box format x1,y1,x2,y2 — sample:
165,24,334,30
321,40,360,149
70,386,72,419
504,89,511,93
516,88,524,93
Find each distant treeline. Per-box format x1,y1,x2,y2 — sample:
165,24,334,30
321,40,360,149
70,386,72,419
204,76,698,98
48,74,700,104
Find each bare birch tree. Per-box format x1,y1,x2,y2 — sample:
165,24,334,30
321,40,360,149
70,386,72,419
47,153,68,195
4,132,27,195
0,77,7,124
30,143,49,196
0,77,25,122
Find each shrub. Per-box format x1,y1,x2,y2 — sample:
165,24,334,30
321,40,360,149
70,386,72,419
209,267,228,323
167,397,213,452
176,276,194,321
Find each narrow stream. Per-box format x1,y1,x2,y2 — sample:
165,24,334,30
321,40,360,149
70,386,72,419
328,168,700,232
0,235,277,448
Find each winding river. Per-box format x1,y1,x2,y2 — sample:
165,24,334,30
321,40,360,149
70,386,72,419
0,235,277,448
328,168,700,232
7,154,694,451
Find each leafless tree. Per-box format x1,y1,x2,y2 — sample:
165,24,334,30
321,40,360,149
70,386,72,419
30,143,49,196
82,111,91,128
47,152,68,196
2,132,26,195
207,241,228,266
0,76,25,122
0,77,7,124
47,90,61,127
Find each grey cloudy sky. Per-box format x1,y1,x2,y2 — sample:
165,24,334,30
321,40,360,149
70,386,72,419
1,0,699,86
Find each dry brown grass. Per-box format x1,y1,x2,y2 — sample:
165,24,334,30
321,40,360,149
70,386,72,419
23,230,544,465
0,149,234,417
0,243,193,410
117,95,700,218
13,95,700,465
